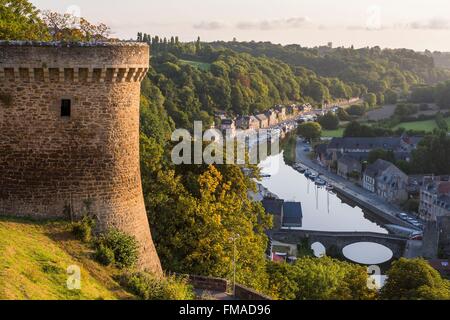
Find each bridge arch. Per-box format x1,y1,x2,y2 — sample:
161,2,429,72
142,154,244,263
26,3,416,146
271,230,408,262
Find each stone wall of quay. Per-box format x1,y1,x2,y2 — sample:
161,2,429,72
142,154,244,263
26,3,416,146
0,42,161,274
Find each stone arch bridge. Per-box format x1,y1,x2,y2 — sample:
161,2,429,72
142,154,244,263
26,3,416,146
271,230,409,260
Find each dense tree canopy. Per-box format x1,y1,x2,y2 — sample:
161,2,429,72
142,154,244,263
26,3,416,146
410,81,450,109
368,149,396,164
267,257,377,300
209,41,450,96
318,111,339,130
139,81,272,291
364,93,377,107
0,0,49,40
409,132,450,175
298,122,322,142
381,258,450,300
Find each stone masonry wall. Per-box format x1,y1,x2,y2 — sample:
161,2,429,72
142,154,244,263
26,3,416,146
0,42,162,275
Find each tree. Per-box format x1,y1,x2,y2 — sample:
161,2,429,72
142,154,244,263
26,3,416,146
435,81,450,109
384,89,398,104
381,258,450,300
298,122,322,142
368,149,396,164
266,262,299,300
410,132,450,175
318,111,339,130
41,11,110,41
346,104,367,117
336,108,352,121
435,112,449,131
195,36,201,53
145,164,272,292
395,103,418,117
306,80,330,103
344,121,394,138
267,257,377,300
364,93,377,107
410,85,435,103
0,0,50,40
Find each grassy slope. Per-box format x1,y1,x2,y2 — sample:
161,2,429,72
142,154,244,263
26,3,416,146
322,117,450,138
179,59,211,71
393,117,450,132
322,127,345,138
0,218,135,300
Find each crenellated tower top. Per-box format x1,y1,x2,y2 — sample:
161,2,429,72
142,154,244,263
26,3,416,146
0,41,149,83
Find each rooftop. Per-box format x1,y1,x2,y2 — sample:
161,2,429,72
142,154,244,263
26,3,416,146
282,202,303,227
424,181,450,195
338,154,361,167
364,159,394,178
262,198,284,216
328,136,422,150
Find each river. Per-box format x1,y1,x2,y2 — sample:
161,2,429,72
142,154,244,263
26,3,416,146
258,150,394,265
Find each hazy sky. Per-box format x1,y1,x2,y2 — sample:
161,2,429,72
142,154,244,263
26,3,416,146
31,0,450,51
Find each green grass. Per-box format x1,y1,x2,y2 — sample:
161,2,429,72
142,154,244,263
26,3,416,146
322,127,345,138
0,218,134,300
393,117,450,132
179,59,211,71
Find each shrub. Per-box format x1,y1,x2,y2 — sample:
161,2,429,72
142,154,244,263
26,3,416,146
346,104,367,116
118,272,195,300
95,229,139,269
381,258,450,300
336,107,352,121
364,93,377,107
71,215,96,242
318,111,339,130
436,112,449,131
95,244,115,266
395,103,418,117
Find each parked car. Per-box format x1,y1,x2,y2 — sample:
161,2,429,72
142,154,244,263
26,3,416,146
410,234,423,241
412,222,423,229
397,213,408,220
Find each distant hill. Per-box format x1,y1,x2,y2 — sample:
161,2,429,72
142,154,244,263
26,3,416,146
428,52,450,70
137,35,450,130
0,218,134,300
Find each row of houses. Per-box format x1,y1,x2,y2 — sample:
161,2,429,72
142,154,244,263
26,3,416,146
319,135,422,164
316,135,422,204
419,178,450,222
338,156,450,221
217,103,313,134
334,156,410,204
315,136,450,220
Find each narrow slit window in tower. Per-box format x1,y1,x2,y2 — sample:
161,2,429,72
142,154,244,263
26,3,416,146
61,99,71,117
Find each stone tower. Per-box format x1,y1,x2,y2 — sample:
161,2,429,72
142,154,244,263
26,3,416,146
0,42,162,275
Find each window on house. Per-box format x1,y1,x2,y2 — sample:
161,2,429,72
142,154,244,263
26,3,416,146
61,99,71,117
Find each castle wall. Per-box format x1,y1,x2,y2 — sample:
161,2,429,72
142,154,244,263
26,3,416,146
0,42,162,274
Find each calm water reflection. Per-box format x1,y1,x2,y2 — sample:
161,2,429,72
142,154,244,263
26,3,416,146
259,152,388,233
